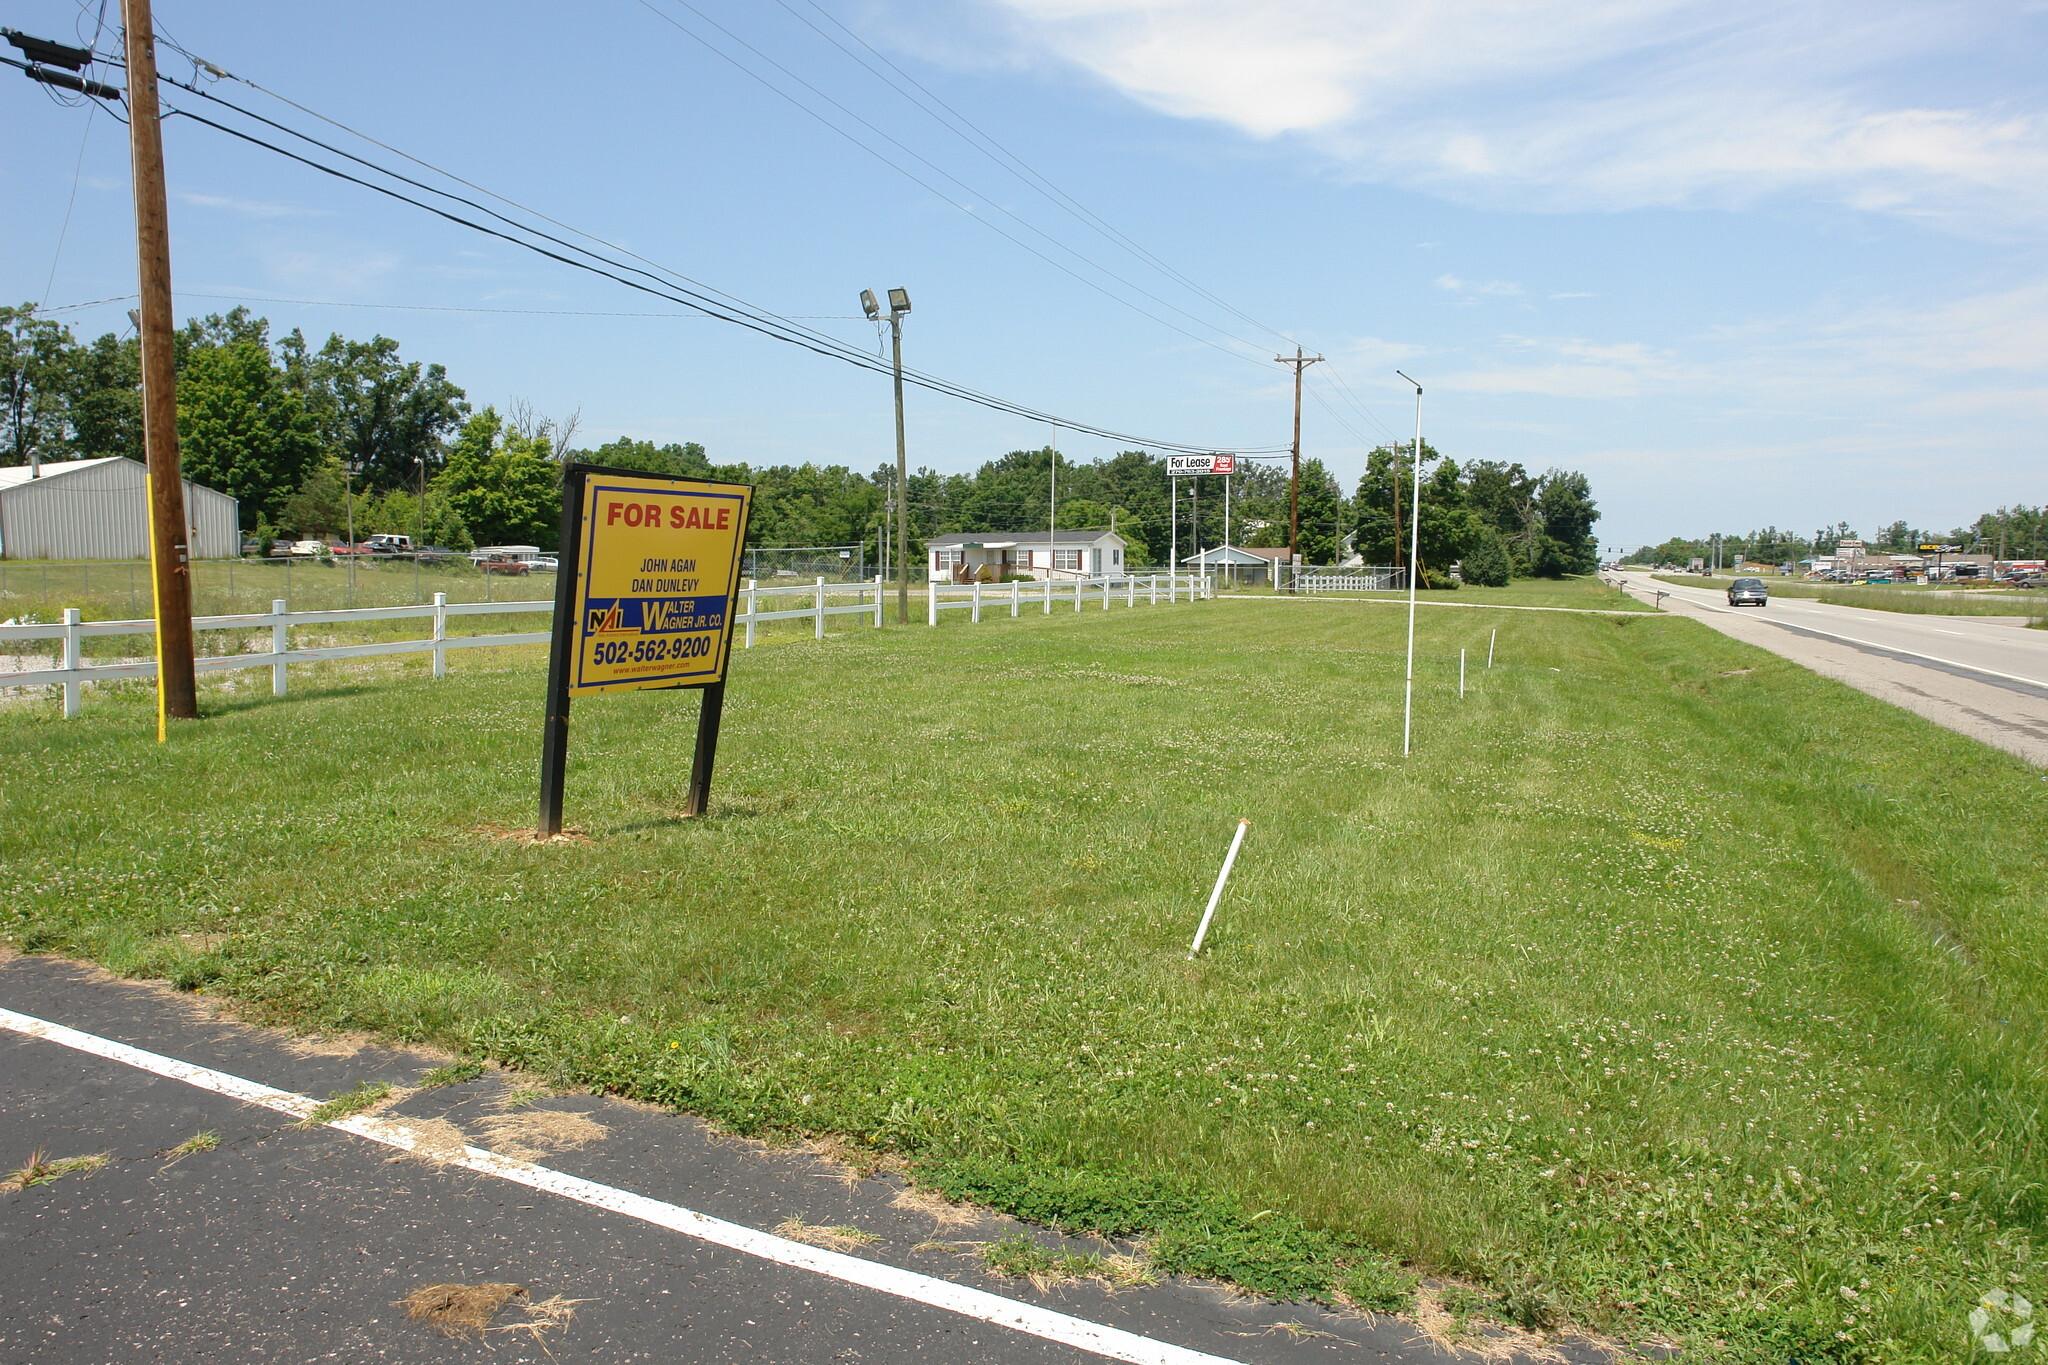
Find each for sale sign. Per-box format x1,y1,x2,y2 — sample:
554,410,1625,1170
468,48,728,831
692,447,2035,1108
565,469,752,695
1167,454,1235,476
538,463,755,834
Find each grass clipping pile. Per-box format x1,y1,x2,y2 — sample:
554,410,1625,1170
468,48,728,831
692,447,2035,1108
401,1282,582,1342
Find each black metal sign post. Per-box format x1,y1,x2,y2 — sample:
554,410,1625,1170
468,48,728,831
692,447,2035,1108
538,462,753,837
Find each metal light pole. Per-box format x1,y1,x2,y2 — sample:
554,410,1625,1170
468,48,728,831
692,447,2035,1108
1395,371,1423,757
862,288,912,622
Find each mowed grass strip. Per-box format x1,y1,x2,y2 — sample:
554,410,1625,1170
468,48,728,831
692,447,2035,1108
3,577,2042,1362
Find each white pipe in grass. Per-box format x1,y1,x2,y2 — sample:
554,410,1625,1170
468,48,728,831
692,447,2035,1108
1487,627,1496,668
1460,647,1466,698
1187,819,1251,959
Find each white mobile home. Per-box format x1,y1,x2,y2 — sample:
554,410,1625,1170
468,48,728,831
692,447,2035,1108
927,529,1128,582
0,457,240,560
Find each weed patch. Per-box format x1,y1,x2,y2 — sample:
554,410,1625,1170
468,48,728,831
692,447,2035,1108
301,1080,394,1125
2,1149,108,1190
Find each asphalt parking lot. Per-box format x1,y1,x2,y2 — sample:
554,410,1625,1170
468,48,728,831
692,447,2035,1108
1,955,1602,1365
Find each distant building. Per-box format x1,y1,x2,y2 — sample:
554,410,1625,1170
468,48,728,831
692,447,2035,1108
926,529,1128,581
0,457,240,560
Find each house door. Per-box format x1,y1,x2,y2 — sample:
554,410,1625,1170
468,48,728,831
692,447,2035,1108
1089,548,1102,575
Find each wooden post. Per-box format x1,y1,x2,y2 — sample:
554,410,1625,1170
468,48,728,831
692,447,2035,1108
123,0,197,734
681,682,727,818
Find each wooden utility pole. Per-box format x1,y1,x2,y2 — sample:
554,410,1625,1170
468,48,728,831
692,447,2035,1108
122,0,197,732
1273,348,1323,570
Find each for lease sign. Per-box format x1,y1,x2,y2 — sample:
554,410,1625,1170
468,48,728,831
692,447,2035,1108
570,472,751,694
1167,454,1235,476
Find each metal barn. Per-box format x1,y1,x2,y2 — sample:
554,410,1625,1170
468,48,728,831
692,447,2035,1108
0,457,240,560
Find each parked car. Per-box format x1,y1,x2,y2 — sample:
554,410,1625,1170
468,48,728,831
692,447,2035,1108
477,555,531,576
240,536,264,556
290,539,327,558
1727,577,1769,607
520,555,559,572
414,545,461,563
365,534,414,556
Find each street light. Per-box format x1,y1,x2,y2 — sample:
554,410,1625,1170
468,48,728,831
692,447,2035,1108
1394,371,1423,757
863,287,912,623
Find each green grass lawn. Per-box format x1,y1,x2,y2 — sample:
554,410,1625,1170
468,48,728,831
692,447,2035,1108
1223,574,1656,611
5,585,2044,1362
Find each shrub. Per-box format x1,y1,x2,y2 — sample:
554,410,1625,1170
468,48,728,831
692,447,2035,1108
1461,528,1514,587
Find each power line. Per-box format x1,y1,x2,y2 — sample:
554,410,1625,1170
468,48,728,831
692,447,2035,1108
634,0,1278,367
773,0,1309,357
151,86,1285,454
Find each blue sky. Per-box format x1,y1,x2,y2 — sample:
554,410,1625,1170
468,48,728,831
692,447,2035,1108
4,0,2043,547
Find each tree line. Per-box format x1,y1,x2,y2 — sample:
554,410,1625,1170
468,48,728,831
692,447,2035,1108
4,303,1601,576
1627,508,2047,568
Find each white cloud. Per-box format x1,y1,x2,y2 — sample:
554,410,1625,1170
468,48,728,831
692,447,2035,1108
1437,274,1522,296
992,0,2048,228
176,192,328,219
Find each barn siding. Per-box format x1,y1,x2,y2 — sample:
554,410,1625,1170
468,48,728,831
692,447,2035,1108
0,458,240,559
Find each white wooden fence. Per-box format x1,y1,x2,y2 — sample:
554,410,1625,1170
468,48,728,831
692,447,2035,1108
927,572,1212,624
1285,566,1405,593
2,573,1210,717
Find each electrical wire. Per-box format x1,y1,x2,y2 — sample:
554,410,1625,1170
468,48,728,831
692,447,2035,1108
775,0,1309,356
634,0,1279,367
39,98,97,307
155,92,1285,453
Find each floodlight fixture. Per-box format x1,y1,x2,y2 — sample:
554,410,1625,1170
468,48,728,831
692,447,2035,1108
859,289,880,320
887,287,911,316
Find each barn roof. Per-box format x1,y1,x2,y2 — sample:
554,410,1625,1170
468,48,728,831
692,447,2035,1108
0,457,129,489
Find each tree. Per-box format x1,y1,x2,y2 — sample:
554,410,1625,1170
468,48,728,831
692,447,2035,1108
279,458,351,538
587,437,713,479
1,304,76,469
360,487,472,551
1292,458,1343,564
434,408,562,548
176,338,324,527
1461,526,1513,586
282,330,469,492
1416,458,1485,581
1535,468,1600,576
64,331,142,463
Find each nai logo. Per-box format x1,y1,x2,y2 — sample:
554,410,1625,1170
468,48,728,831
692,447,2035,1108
1973,1289,2036,1353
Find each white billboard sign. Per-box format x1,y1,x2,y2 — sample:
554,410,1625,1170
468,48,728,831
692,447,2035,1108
1167,454,1235,476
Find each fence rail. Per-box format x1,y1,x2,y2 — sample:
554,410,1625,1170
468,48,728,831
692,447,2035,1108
927,573,1212,624
2,573,1212,717
1284,566,1406,593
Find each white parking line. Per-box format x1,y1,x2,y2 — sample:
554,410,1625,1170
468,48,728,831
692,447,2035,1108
0,1006,1247,1365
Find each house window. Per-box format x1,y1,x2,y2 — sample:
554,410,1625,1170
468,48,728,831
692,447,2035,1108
1112,548,1121,564
1054,549,1080,571
934,547,963,570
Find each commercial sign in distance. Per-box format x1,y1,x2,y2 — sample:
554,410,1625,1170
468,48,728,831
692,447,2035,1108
1167,454,1235,476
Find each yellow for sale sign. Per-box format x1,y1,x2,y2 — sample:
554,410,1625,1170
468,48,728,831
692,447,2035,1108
567,470,752,694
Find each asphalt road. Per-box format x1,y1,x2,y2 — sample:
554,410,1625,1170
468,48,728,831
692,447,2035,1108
1615,571,2048,766
0,956,1607,1365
